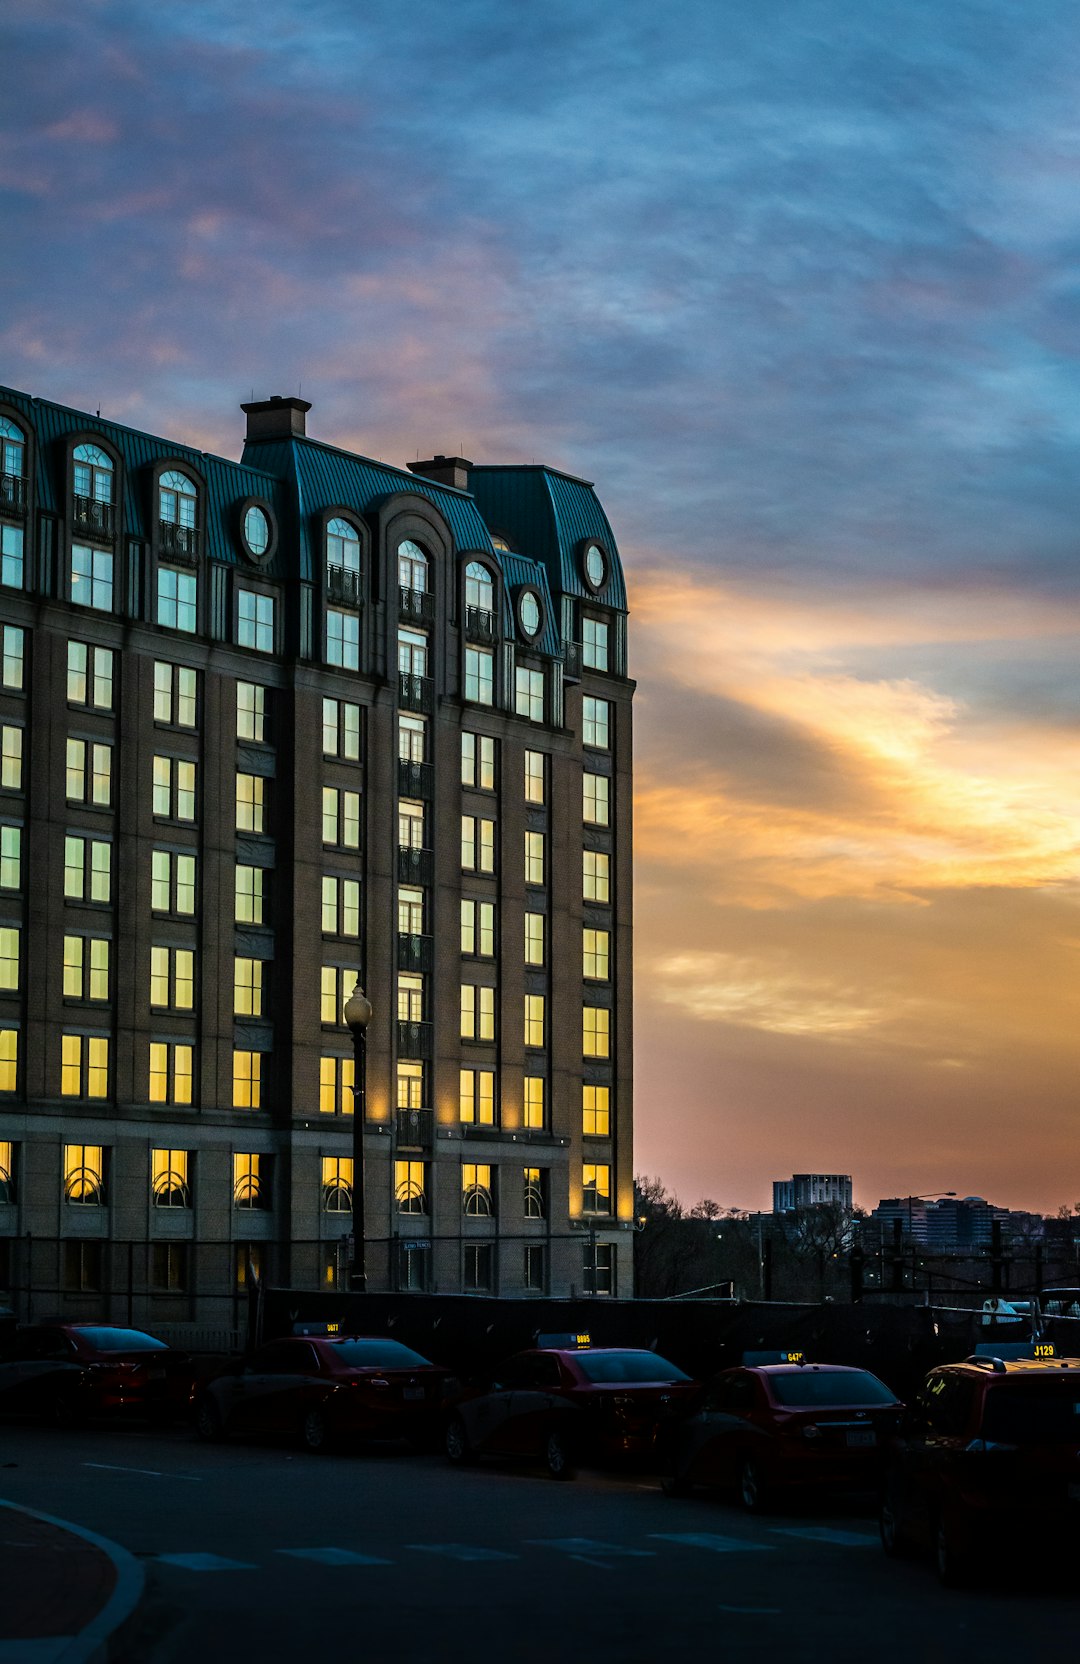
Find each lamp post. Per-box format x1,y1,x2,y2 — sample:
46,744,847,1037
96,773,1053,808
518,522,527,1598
343,979,373,1293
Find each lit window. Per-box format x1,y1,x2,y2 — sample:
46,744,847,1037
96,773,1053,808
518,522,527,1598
148,1042,193,1106
583,1084,610,1138
584,928,610,981
460,984,495,1042
0,1138,13,1200
323,697,360,760
152,1148,191,1209
63,1143,105,1204
465,646,494,705
327,517,361,573
583,771,609,826
61,1035,109,1099
322,787,360,849
461,899,495,957
461,731,495,788
459,1067,495,1126
399,799,425,851
397,1061,424,1110
322,1155,354,1212
582,617,609,671
236,682,266,742
153,756,196,821
395,1158,427,1214
1,725,22,791
0,926,18,990
523,1075,545,1130
583,1163,611,1214
233,1152,268,1209
62,935,109,1001
71,543,113,612
525,831,545,887
398,540,428,592
398,627,428,679
398,974,424,1023
153,662,198,727
321,965,354,1024
235,864,266,925
461,815,495,874
524,994,545,1049
63,835,111,903
583,1006,610,1059
524,750,545,804
235,772,265,833
237,590,275,653
233,956,263,1017
397,885,424,936
524,1167,545,1219
2,626,24,690
398,714,426,763
0,827,20,892
319,1055,355,1116
327,607,359,669
149,943,194,1012
67,642,113,710
515,666,544,722
233,1050,263,1109
462,1163,493,1217
583,696,610,749
322,875,360,937
583,850,610,903
0,1029,15,1092
157,567,198,632
65,739,112,807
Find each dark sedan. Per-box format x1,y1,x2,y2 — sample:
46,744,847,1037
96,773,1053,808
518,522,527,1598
444,1345,698,1479
192,1335,449,1451
664,1361,902,1510
0,1323,190,1424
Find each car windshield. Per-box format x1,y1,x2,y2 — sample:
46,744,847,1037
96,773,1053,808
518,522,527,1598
982,1381,1080,1443
327,1339,432,1369
73,1328,168,1353
768,1371,896,1408
574,1351,690,1384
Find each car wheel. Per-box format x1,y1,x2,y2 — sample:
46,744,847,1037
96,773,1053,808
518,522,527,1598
935,1510,972,1588
193,1395,224,1443
739,1454,769,1514
879,1485,916,1559
300,1406,331,1453
544,1427,575,1481
444,1414,474,1465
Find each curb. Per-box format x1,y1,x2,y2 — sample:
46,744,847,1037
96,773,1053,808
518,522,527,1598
0,1499,145,1664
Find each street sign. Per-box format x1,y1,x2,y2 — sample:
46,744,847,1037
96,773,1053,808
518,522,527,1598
402,1239,431,1252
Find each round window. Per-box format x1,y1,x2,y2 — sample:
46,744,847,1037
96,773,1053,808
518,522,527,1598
519,591,541,638
244,505,271,558
584,542,606,590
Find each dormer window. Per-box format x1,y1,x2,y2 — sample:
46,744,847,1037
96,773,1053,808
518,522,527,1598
465,560,497,646
73,444,115,538
398,539,428,593
326,516,361,606
159,470,198,559
0,418,26,515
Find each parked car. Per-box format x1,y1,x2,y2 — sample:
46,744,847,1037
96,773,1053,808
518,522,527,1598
663,1357,903,1510
0,1322,190,1424
444,1341,698,1479
192,1334,449,1451
880,1348,1080,1585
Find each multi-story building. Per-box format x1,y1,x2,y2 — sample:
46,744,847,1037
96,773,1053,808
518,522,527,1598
772,1174,853,1215
0,387,634,1335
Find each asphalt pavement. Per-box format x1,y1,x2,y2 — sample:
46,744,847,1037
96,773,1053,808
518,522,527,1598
0,1421,1072,1663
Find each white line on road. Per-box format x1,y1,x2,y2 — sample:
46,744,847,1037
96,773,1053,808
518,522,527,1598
277,1548,392,1567
528,1538,656,1559
408,1544,518,1563
648,1532,772,1554
155,1552,258,1571
770,1527,876,1548
83,1462,201,1482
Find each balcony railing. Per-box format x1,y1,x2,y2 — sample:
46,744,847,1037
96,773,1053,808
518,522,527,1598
562,640,582,683
398,672,433,714
0,474,27,515
395,1107,434,1149
397,933,433,974
397,845,433,885
327,564,362,606
159,520,199,562
465,605,497,646
72,496,115,540
399,584,434,625
396,759,433,799
396,1019,433,1059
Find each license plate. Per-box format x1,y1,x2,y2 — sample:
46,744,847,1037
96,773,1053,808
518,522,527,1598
845,1430,876,1448
403,1386,424,1402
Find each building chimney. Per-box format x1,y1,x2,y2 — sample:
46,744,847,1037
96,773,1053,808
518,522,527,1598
241,395,312,442
408,454,471,492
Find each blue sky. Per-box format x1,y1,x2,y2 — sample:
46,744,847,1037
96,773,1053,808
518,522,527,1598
4,0,1080,1208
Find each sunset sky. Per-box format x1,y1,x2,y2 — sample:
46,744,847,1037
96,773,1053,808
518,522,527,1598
3,0,1079,1212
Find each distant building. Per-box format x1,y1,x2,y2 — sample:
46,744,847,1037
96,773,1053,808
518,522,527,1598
772,1174,853,1215
869,1195,1030,1250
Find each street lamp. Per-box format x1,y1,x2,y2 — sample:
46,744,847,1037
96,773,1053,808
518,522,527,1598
343,979,373,1293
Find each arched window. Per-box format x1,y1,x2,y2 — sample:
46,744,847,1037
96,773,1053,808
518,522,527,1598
0,419,26,584
0,418,26,493
465,561,494,613
327,517,361,574
398,539,428,593
463,1163,493,1217
159,470,197,528
152,1149,191,1210
322,1157,354,1214
73,443,114,504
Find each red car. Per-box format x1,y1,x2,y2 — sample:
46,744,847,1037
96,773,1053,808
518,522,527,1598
0,1323,190,1424
444,1341,699,1479
664,1357,903,1509
192,1334,450,1452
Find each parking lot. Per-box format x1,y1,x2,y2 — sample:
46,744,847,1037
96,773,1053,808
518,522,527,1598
0,1419,1072,1663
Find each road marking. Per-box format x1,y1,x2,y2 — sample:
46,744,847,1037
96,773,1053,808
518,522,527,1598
770,1527,876,1548
83,1462,201,1482
408,1544,518,1563
156,1552,258,1571
649,1532,771,1554
529,1538,656,1559
277,1548,392,1567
